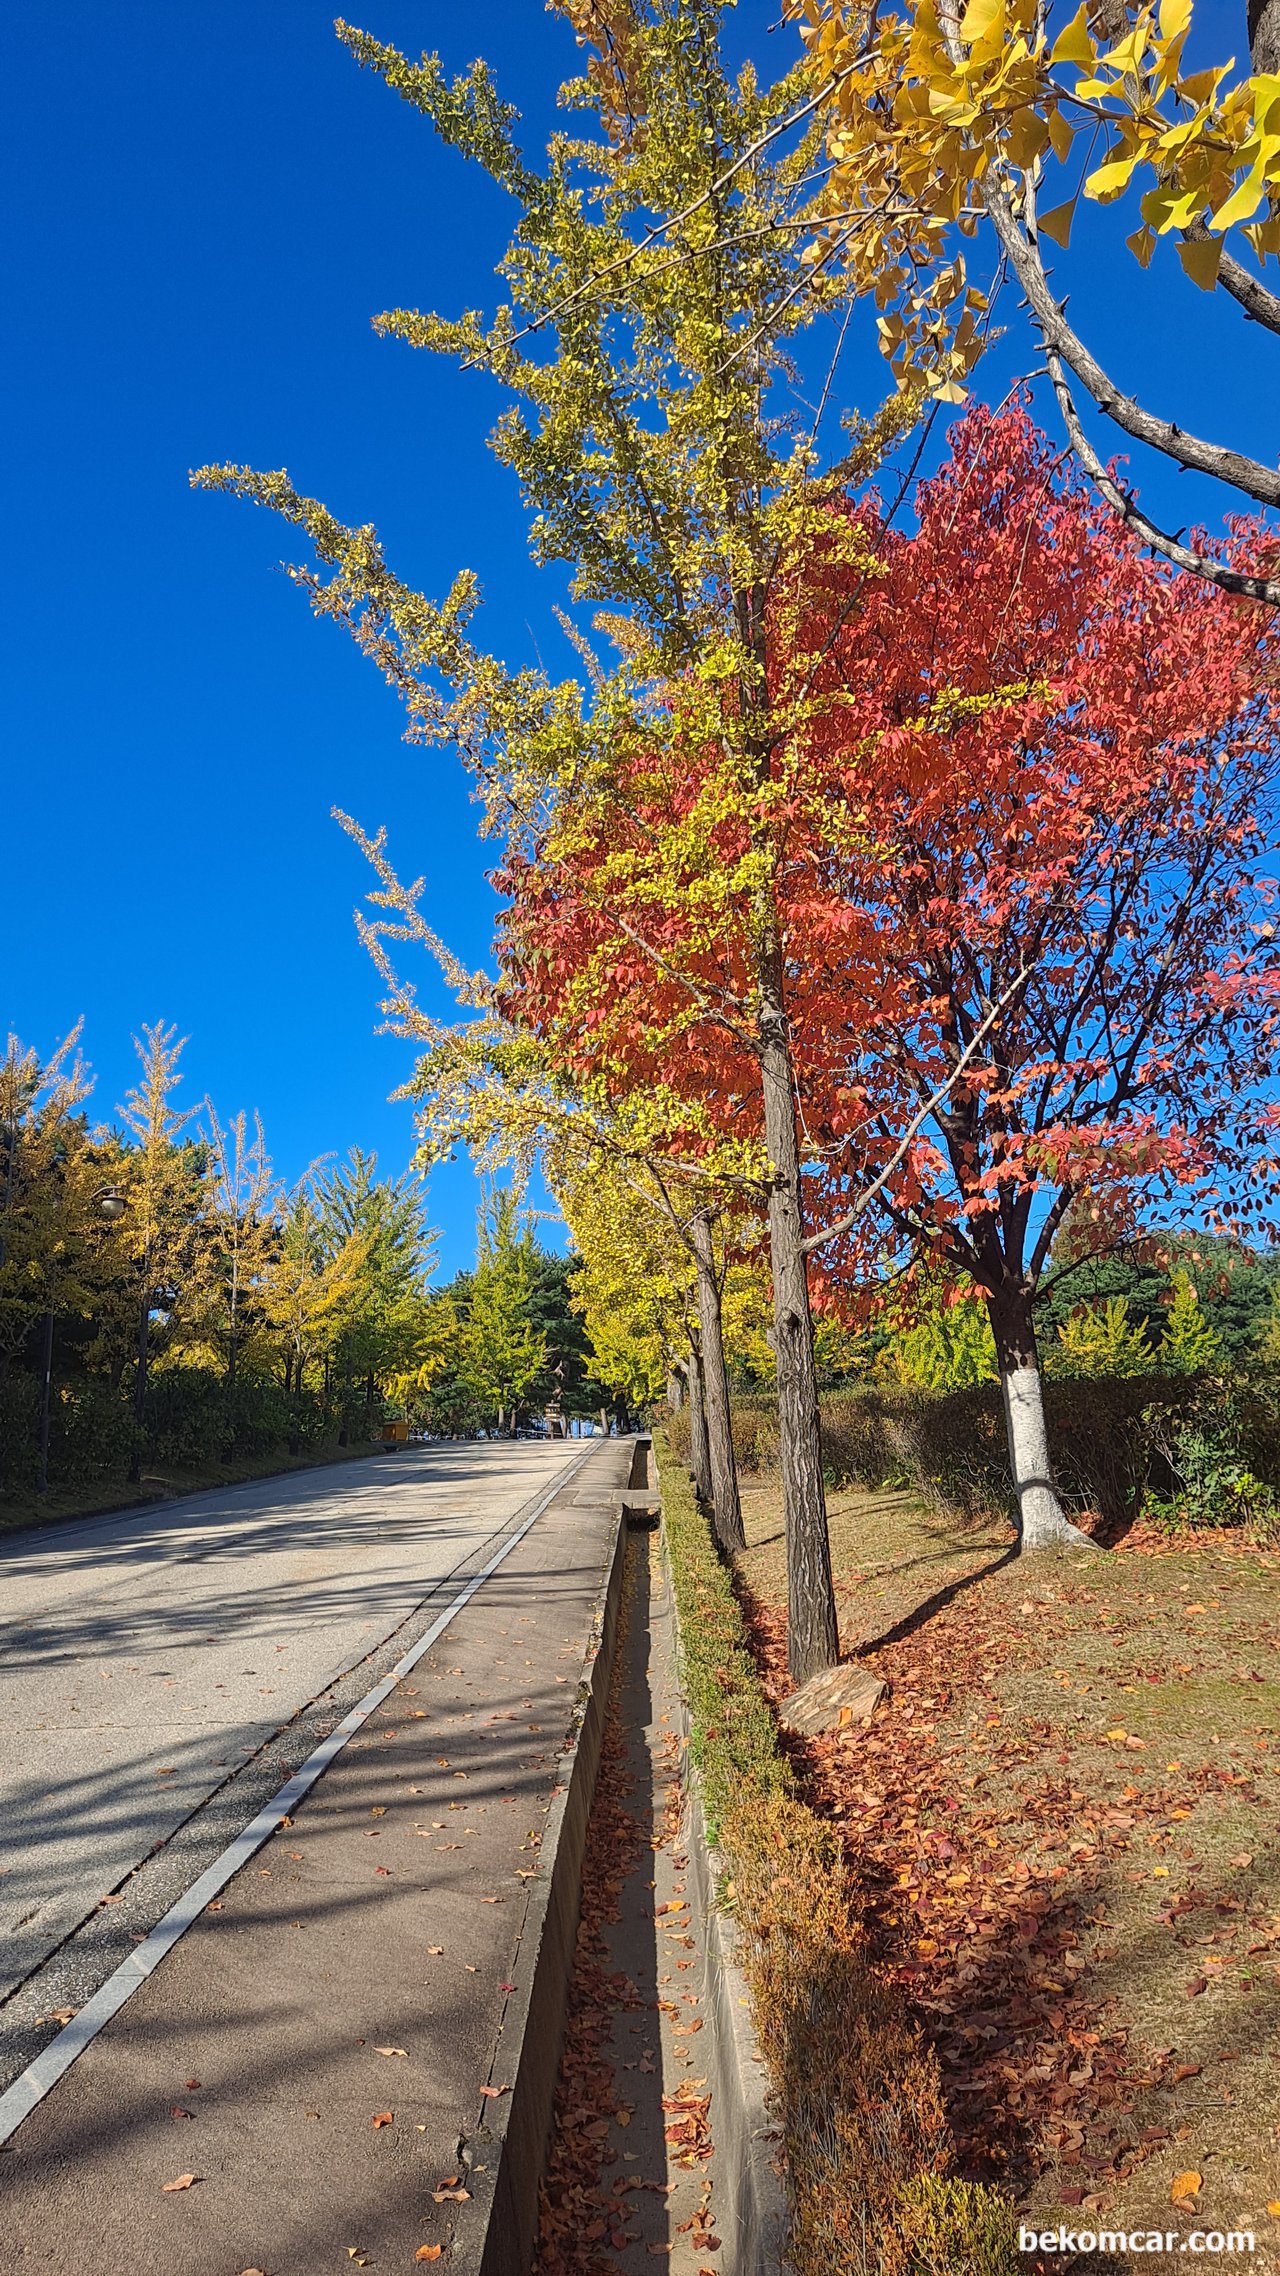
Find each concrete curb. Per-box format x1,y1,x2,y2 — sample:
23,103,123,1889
453,1439,632,2276
654,1446,791,2276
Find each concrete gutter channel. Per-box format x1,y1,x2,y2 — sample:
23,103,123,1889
466,1435,787,2276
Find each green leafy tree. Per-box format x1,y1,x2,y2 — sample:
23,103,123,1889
1158,1268,1223,1375
117,1023,211,1479
316,1149,439,1429
883,1285,998,1390
1050,1295,1154,1379
462,1192,548,1433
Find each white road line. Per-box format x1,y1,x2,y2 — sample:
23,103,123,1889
0,1442,600,2147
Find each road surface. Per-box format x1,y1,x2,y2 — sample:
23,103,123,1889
0,1432,629,2274
0,1440,587,2003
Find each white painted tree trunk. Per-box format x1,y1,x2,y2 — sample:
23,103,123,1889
1000,1362,1091,1550
989,1283,1095,1553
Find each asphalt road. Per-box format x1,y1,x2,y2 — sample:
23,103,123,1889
0,1440,588,2005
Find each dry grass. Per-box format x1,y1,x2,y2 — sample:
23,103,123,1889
737,1479,1280,2262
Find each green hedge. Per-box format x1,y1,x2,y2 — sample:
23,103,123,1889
668,1374,1275,1533
656,1433,1017,2276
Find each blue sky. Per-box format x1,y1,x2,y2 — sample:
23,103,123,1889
3,0,1273,1277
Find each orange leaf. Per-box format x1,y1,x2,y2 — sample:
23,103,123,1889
1171,2170,1202,2204
416,2251,443,2264
371,2111,394,2128
162,2173,198,2192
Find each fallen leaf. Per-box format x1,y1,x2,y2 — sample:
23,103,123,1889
427,1945,444,1955
1186,1976,1209,1998
372,2111,394,2128
478,2084,511,2098
184,2080,201,2091
1172,2063,1202,2082
375,2047,408,2058
416,2250,443,2264
162,2173,198,2192
1171,2170,1202,2204
432,2187,471,2204
1268,2201,1280,2216
169,2105,193,2121
370,1806,387,1818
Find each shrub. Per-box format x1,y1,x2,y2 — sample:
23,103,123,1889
656,1434,1017,2276
670,1376,1211,1536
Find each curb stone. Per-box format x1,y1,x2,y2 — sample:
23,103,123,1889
654,1443,790,2276
451,1439,632,2276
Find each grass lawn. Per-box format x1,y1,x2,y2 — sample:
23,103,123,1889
0,1438,385,1541
736,1481,1280,2254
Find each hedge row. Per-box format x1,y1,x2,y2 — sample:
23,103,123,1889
669,1374,1280,1533
655,1432,1018,2276
0,1366,374,1497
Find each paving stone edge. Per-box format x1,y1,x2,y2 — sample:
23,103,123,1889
451,1440,631,2276
655,1445,791,2276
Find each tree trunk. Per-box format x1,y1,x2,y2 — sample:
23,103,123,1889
666,1367,686,1411
757,988,840,1682
987,1282,1093,1551
686,1341,713,1506
689,1212,745,1551
1250,0,1280,73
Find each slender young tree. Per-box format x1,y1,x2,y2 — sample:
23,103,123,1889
118,1024,209,1482
192,0,911,1677
203,1104,277,1420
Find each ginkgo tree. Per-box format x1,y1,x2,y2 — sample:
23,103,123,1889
795,0,1280,601
193,0,921,1679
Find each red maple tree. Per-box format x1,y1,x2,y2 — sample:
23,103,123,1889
499,404,1280,1553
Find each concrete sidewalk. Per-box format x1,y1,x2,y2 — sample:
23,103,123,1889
2,1438,629,2276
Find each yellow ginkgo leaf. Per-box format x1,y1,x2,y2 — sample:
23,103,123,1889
1086,151,1140,201
1038,197,1078,248
1178,234,1223,289
1050,3,1094,68
1171,2170,1202,2205
960,0,1004,43
1159,0,1192,40
1213,161,1267,233
1047,106,1076,164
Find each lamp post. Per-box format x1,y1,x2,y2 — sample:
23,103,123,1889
36,1184,127,1498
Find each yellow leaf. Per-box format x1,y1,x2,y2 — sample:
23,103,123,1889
1159,0,1191,38
960,0,1003,42
1171,2170,1203,2204
1126,223,1157,267
1267,2201,1280,2216
1050,4,1094,68
1085,151,1140,201
1212,162,1266,232
1178,234,1223,289
1038,196,1077,247
1047,106,1076,164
